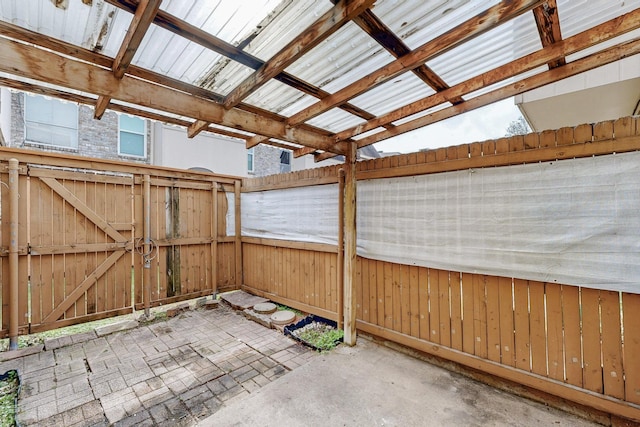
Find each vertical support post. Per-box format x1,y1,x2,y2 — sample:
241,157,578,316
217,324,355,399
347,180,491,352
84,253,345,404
234,180,243,288
143,174,151,317
337,168,345,330
8,159,19,350
211,182,218,296
343,143,357,346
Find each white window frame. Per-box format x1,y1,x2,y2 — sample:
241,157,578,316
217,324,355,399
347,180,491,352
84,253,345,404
247,147,255,173
24,94,78,149
118,115,147,158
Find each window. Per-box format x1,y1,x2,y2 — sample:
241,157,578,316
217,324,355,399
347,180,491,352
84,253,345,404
247,147,254,173
25,95,78,148
280,150,291,173
119,115,146,157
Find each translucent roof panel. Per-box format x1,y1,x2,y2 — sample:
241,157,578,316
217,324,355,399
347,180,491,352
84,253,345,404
566,28,640,63
391,102,453,126
240,0,333,62
373,0,501,51
243,79,316,115
426,12,542,87
557,0,640,39
349,71,436,117
160,0,283,47
305,108,365,134
286,21,396,93
0,0,118,50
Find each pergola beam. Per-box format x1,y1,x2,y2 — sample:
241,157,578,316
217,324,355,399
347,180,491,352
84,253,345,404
0,37,344,154
286,0,543,127
0,76,252,142
330,8,640,142
533,0,565,68
105,0,386,137
95,0,161,119
223,0,375,109
353,38,640,149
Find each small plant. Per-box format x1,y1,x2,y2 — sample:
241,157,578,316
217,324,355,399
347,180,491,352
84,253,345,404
0,370,19,426
293,321,343,351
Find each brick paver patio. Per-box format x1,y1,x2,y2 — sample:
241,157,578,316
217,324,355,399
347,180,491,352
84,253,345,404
0,303,316,426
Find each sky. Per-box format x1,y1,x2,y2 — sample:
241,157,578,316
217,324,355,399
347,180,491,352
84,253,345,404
373,98,524,154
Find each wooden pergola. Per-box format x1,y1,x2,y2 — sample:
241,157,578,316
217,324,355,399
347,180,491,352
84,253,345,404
0,0,639,345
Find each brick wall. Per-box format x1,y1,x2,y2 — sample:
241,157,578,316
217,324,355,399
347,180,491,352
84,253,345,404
253,144,283,177
8,93,150,164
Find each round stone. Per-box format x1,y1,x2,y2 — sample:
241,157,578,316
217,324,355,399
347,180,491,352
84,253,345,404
270,310,296,325
253,302,277,315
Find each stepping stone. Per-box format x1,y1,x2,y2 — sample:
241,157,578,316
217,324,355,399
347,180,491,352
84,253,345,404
253,302,277,314
271,310,296,326
244,309,273,329
220,291,269,310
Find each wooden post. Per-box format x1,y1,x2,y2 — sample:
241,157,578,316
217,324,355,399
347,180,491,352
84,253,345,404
143,174,151,317
234,180,243,288
211,181,218,295
343,143,357,345
8,159,19,350
337,168,345,330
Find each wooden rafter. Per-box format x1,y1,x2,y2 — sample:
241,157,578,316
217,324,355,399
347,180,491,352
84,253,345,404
94,0,161,119
329,8,640,143
533,0,565,69
223,0,375,109
104,0,388,140
285,0,543,127
351,7,464,105
351,38,640,151
0,37,346,154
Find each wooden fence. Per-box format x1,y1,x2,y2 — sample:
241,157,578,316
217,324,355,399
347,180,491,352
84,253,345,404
241,116,640,422
0,148,240,335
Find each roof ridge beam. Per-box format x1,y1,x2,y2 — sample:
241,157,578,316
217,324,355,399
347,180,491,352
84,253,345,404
285,0,544,127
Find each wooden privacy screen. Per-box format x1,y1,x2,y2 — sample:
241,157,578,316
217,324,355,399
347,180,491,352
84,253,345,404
241,116,640,422
0,148,240,334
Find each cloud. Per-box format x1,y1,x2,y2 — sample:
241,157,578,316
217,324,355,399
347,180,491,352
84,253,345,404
374,98,523,154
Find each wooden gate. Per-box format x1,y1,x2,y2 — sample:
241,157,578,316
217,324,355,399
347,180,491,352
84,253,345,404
0,150,240,335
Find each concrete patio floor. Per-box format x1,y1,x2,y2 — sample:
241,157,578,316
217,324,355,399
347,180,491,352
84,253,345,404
0,301,599,426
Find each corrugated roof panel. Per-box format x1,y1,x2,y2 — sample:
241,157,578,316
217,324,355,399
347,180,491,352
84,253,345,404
160,0,284,47
305,108,365,134
349,71,436,117
391,102,452,126
373,0,501,51
352,126,387,140
242,0,333,61
0,0,118,50
243,79,316,115
426,12,542,87
286,21,396,93
557,0,640,38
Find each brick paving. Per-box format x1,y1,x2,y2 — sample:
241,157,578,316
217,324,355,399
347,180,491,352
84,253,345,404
0,303,316,426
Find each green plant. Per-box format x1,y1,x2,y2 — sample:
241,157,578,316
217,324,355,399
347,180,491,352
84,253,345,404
0,370,19,426
297,324,343,351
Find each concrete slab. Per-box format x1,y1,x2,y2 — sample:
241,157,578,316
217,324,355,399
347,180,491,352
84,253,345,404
202,338,598,427
220,291,269,310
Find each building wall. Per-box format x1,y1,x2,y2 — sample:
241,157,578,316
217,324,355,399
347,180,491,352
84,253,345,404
6,92,150,164
153,123,248,177
252,144,283,177
0,88,11,144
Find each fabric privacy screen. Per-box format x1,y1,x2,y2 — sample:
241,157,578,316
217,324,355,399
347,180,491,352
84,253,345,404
239,152,640,294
